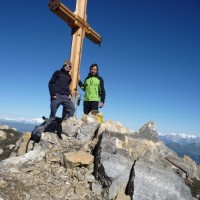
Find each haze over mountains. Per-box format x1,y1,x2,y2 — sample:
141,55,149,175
0,117,41,132
0,116,43,125
159,133,200,144
160,133,200,165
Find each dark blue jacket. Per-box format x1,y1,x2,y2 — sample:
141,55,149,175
49,68,72,96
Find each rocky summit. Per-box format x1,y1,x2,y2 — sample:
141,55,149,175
0,117,200,200
0,124,22,161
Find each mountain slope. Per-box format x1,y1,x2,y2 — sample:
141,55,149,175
159,134,200,165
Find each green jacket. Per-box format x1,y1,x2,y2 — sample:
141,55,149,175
78,73,106,102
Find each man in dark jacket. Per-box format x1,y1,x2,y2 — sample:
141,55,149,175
49,60,75,120
78,63,106,114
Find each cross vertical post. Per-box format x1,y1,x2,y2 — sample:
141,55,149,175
70,0,87,100
48,0,102,106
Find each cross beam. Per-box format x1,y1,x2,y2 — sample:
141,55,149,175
48,0,102,99
48,1,101,44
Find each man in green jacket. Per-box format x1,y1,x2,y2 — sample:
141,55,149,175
78,63,106,114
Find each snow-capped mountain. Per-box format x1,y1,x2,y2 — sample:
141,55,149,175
0,116,43,124
0,116,44,132
159,133,200,165
159,133,200,145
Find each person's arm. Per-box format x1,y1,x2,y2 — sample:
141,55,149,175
78,77,85,91
67,76,72,99
99,77,106,107
48,71,58,97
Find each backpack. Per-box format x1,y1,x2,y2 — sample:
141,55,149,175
30,117,62,143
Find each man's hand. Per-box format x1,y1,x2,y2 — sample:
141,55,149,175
68,95,72,100
99,102,104,108
51,96,56,100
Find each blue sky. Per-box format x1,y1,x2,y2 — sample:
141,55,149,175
0,0,199,135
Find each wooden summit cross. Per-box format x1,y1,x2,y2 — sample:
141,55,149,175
48,0,102,101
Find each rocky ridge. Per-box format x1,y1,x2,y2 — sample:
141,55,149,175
0,117,200,200
0,124,22,160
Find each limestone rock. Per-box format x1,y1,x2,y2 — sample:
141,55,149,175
0,124,9,130
41,131,60,144
133,160,195,200
93,129,198,199
133,121,159,142
17,132,32,156
0,130,6,140
0,127,22,161
77,122,100,142
0,119,199,200
64,151,94,168
97,120,131,137
62,117,83,137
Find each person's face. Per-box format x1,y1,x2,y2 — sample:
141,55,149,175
90,66,98,75
64,65,71,72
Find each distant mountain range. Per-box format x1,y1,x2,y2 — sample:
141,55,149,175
159,133,200,145
0,116,43,124
0,117,42,132
159,133,200,165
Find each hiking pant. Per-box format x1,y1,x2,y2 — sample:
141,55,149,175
50,93,75,120
83,101,99,115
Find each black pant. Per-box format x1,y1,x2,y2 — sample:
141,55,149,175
83,101,99,115
50,93,75,119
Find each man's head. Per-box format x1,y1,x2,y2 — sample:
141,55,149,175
63,60,72,72
90,63,98,75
